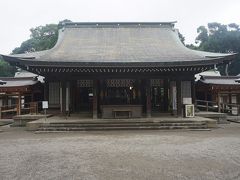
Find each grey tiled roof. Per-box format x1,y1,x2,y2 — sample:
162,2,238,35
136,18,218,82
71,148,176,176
199,75,240,85
0,77,38,87
1,22,236,67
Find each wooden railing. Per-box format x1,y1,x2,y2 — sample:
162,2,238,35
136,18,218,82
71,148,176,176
0,101,40,119
195,100,218,112
219,103,240,115
196,99,240,115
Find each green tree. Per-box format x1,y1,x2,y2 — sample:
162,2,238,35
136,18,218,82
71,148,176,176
0,58,16,77
0,19,71,76
12,24,58,54
12,19,71,54
178,31,185,45
193,22,240,75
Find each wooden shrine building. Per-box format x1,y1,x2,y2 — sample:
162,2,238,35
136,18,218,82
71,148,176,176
196,75,240,114
1,22,236,119
0,77,42,118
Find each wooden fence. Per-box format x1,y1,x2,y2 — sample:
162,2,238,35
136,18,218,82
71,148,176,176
0,101,41,119
196,99,240,115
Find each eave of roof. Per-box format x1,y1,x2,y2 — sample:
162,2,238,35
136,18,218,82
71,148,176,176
199,75,240,85
0,77,39,88
1,53,237,69
1,22,237,69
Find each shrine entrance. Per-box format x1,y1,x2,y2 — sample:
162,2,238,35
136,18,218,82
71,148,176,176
72,78,171,118
99,79,143,118
75,80,93,113
151,79,169,113
101,79,140,105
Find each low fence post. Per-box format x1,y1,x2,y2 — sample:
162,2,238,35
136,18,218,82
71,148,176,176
218,103,221,113
238,105,240,116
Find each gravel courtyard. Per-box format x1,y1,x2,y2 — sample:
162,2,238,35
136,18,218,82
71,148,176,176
0,123,240,180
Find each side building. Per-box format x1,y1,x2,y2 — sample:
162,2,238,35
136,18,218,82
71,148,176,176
1,22,236,119
196,75,240,115
0,77,43,118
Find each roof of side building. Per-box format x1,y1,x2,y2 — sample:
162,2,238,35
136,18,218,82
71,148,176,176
199,75,240,85
0,77,38,88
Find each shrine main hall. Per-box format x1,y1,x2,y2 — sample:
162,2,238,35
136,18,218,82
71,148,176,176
1,22,235,119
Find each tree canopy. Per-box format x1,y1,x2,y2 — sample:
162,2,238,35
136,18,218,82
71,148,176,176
0,58,16,77
0,20,71,77
194,22,240,75
12,19,71,54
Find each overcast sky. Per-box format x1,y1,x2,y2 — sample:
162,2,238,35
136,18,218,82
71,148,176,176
0,0,240,54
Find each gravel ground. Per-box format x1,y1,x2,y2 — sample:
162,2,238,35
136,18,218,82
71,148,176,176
0,124,240,180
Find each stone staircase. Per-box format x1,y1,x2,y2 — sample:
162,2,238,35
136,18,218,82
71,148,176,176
36,120,209,132
195,112,229,124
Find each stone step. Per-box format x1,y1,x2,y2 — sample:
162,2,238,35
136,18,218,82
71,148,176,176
37,121,208,132
37,120,209,132
37,125,209,132
40,122,207,128
42,120,202,124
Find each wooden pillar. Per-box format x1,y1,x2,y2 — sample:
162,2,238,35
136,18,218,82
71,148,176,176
176,80,182,117
66,82,70,113
204,92,207,101
163,79,169,112
17,94,21,115
0,106,2,119
191,80,196,105
61,82,66,114
31,93,34,102
170,81,177,116
228,93,232,104
217,93,221,112
93,80,98,119
70,81,75,112
44,81,49,101
238,94,240,116
146,79,151,118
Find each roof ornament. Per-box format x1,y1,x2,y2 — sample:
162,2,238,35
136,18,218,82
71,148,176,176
235,78,240,83
214,64,217,70
0,80,7,85
225,63,229,76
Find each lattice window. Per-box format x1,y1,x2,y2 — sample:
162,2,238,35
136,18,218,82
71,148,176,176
77,80,93,87
150,79,163,86
106,79,134,87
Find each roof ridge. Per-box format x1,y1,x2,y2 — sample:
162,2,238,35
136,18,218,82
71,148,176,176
60,22,177,28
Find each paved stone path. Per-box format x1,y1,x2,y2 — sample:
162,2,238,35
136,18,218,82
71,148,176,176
0,123,240,180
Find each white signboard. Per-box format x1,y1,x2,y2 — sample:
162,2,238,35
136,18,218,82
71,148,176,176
185,105,195,117
183,98,192,105
42,101,48,109
232,107,238,115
